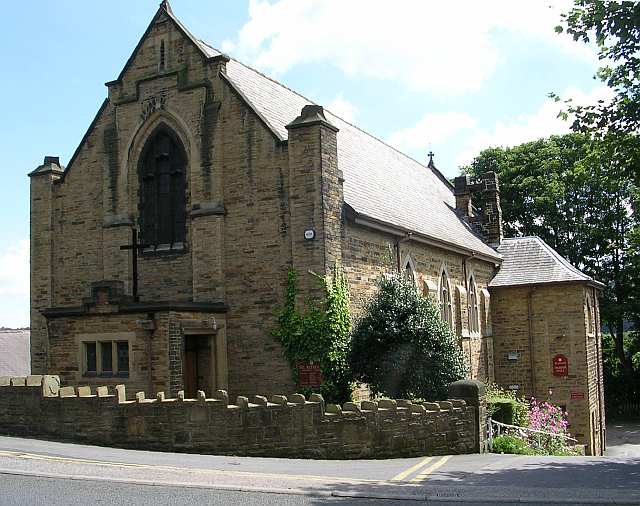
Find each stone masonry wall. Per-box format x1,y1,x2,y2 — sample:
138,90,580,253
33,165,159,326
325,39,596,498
0,376,483,460
491,283,604,455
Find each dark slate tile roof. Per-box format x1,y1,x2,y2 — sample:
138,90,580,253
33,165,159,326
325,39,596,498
0,331,30,376
217,56,500,260
489,237,602,288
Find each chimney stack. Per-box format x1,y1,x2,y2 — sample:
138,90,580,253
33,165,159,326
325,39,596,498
453,172,503,246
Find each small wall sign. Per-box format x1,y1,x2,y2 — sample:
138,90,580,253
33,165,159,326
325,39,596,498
507,351,519,361
552,354,569,377
304,229,316,240
297,362,323,388
570,391,585,400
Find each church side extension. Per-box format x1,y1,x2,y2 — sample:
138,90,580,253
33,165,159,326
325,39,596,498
0,376,485,459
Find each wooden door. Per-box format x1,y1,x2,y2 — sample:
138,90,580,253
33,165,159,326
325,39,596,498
184,349,198,398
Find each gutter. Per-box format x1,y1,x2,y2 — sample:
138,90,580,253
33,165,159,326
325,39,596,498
349,211,502,265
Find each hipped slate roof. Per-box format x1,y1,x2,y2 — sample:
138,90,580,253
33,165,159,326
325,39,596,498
489,237,604,288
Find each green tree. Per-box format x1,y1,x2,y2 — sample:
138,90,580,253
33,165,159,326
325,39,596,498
349,275,467,401
555,1,640,141
463,134,639,375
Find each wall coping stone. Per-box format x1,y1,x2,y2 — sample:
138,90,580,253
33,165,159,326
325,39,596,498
378,399,397,411
361,400,378,411
26,375,44,387
271,395,288,405
11,377,26,387
59,386,76,398
289,394,306,404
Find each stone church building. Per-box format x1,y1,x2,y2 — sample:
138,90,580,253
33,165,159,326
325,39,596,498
29,2,605,454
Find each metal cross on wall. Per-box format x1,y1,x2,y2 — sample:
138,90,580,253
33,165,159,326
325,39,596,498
120,228,150,302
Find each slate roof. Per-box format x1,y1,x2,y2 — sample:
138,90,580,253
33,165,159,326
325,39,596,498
489,237,603,288
0,331,30,377
215,54,500,260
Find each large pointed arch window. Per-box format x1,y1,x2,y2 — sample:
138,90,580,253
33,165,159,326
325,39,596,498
138,128,187,247
439,269,453,327
468,274,480,334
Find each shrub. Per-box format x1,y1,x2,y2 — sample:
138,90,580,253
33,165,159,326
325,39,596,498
486,383,529,427
490,397,581,456
349,274,467,400
528,399,578,455
492,435,539,455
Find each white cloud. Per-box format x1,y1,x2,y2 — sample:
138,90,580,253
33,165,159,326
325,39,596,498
223,0,597,95
326,92,358,122
0,240,29,297
455,85,614,166
388,111,476,153
0,240,29,329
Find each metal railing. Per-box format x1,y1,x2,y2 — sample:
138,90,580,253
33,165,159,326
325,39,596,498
488,418,577,451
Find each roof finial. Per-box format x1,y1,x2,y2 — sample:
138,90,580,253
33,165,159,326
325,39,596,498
427,150,435,168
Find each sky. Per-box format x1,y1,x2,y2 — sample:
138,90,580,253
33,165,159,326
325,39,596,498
0,0,605,328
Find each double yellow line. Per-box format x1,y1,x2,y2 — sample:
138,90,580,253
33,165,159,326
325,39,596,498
391,455,451,482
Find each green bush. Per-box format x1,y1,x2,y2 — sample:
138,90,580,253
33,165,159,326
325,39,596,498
486,383,529,427
349,274,467,401
492,435,539,455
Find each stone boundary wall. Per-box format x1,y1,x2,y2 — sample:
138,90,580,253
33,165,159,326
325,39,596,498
0,376,485,459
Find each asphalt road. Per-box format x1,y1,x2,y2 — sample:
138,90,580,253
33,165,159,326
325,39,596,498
0,436,638,505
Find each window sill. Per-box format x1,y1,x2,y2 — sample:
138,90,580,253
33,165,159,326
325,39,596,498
141,243,188,256
82,373,130,379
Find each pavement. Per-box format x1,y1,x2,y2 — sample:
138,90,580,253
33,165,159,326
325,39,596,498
0,436,639,505
606,420,640,458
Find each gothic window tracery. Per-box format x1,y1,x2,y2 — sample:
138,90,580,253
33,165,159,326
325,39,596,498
138,128,187,247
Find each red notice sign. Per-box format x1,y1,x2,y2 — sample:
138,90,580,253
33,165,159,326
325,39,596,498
571,391,585,400
297,362,323,388
552,354,569,377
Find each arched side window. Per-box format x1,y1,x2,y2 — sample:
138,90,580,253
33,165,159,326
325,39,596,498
586,293,595,336
439,268,453,327
468,274,480,334
138,128,187,247
403,255,416,287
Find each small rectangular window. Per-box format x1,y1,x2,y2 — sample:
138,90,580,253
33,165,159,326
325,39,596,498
101,342,113,374
85,342,97,374
82,339,130,377
117,342,129,375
